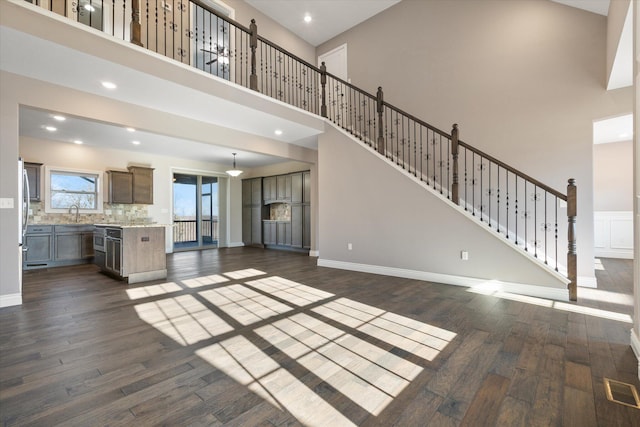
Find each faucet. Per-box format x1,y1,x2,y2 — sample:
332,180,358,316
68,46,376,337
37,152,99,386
69,204,79,223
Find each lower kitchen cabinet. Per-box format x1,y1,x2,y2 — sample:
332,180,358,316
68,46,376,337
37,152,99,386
100,226,167,284
24,224,95,270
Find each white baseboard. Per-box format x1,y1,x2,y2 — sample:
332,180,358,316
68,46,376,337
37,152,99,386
228,242,245,248
0,293,22,308
317,259,569,301
631,329,640,381
594,250,634,260
309,250,319,257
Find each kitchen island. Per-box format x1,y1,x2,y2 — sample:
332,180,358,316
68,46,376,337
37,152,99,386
94,224,167,284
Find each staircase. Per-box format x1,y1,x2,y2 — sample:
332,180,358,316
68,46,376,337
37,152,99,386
25,0,578,300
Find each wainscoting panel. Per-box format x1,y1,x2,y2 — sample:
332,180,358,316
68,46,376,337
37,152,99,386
594,211,633,259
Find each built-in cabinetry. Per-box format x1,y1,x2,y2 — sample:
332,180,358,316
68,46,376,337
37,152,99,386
24,224,94,270
107,166,154,204
242,178,267,246
97,225,167,283
243,171,311,252
24,162,42,202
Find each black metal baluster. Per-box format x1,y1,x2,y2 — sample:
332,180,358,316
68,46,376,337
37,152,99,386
515,176,519,245
506,171,509,238
524,181,528,251
472,152,476,215
464,148,468,211
555,197,559,271
544,191,548,264
534,185,538,258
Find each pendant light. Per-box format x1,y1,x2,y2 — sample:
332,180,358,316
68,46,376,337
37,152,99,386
226,153,243,177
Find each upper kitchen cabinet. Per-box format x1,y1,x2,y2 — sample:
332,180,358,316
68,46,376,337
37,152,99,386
291,173,303,204
276,174,292,202
263,176,276,203
129,166,154,204
106,166,154,205
24,162,42,202
107,170,133,204
303,171,311,203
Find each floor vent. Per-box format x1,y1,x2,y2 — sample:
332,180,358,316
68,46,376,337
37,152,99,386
603,378,640,409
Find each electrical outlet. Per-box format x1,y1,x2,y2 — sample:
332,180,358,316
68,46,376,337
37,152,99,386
461,250,469,261
347,243,353,251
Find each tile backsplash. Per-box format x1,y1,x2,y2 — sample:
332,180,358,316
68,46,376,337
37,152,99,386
29,202,151,225
270,203,291,221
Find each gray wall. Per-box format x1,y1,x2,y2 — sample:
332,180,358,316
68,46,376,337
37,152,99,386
317,0,634,282
318,124,567,289
593,140,633,211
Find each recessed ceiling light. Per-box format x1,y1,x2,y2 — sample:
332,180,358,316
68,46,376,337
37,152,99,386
45,126,57,132
73,140,83,145
52,115,66,121
101,81,117,90
132,140,141,145
304,14,312,23
84,4,95,12
274,129,283,136
126,127,136,132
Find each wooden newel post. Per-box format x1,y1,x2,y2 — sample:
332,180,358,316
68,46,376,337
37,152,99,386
249,19,258,91
320,62,327,118
376,86,385,154
131,0,142,47
567,178,577,301
451,124,459,205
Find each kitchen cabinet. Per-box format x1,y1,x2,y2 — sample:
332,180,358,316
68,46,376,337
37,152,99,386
303,204,311,249
129,166,154,204
23,225,53,268
262,176,276,203
263,221,276,245
291,205,303,248
291,172,303,204
242,178,265,246
276,175,292,201
24,224,95,270
303,171,311,203
24,162,42,202
263,221,291,247
106,166,154,204
107,170,133,204
101,226,166,283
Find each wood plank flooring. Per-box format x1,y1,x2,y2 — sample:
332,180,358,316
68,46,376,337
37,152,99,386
1,248,638,426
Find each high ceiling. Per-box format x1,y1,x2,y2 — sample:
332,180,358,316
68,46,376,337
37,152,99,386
245,0,611,48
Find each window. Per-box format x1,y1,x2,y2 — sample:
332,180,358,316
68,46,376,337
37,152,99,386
45,167,103,213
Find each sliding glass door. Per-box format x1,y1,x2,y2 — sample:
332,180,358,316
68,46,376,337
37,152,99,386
173,173,219,250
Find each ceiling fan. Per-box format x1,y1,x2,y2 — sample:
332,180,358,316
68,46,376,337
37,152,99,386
201,44,229,65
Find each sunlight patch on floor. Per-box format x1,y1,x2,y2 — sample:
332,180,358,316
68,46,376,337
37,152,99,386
247,276,334,306
576,287,633,307
199,284,293,326
594,258,605,271
126,282,183,300
223,268,267,280
130,271,456,425
134,294,233,345
314,298,455,361
196,336,357,427
182,274,229,288
467,284,632,323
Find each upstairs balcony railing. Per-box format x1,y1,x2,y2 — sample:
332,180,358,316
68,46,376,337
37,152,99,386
25,0,578,300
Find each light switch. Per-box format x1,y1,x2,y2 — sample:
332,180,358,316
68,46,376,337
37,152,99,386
0,198,14,209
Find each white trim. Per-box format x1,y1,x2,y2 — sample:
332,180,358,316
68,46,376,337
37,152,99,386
578,275,598,288
44,165,104,214
631,329,640,381
317,258,569,301
309,250,319,257
594,251,634,260
326,120,572,286
0,293,22,307
228,241,245,247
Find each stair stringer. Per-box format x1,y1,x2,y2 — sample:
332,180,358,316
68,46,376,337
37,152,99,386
317,121,570,301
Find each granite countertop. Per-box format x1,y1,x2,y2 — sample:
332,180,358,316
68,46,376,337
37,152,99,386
94,223,168,228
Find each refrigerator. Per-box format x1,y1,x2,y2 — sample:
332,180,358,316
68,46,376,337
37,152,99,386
18,158,30,291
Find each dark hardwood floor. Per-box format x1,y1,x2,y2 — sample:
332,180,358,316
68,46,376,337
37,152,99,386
1,248,638,426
